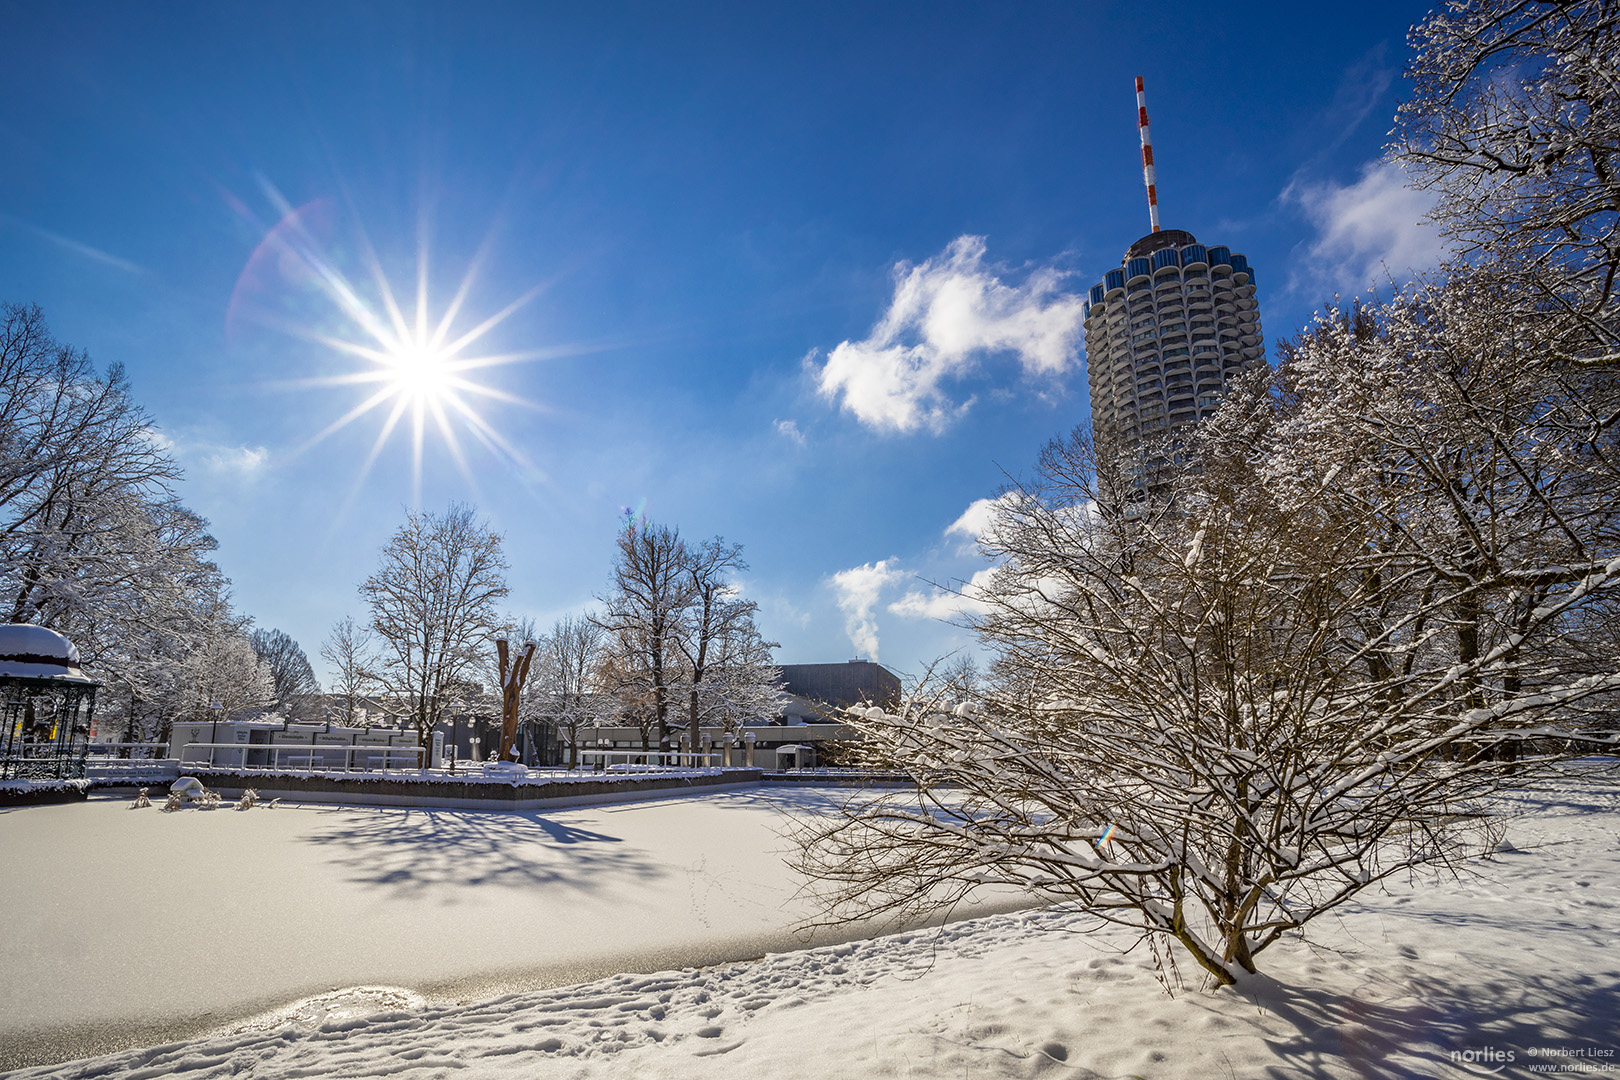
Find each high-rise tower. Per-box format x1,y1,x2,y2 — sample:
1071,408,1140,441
1082,80,1264,485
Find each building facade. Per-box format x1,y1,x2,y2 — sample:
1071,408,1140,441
1082,229,1263,485
777,660,901,711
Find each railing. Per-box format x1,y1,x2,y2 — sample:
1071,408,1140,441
576,749,724,772
83,743,177,778
177,742,425,772
0,747,90,781
85,742,171,759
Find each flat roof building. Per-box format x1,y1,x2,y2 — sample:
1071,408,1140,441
778,660,901,710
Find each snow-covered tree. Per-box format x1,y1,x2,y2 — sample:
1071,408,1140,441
0,303,256,743
361,504,508,757
320,615,380,726
682,618,784,739
46,496,228,730
529,613,607,767
0,302,192,656
136,583,277,731
1392,0,1620,365
797,273,1620,988
596,516,693,753
596,516,783,754
180,627,277,725
671,537,783,747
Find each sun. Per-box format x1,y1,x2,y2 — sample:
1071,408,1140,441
299,291,546,508
388,342,455,402
234,189,559,506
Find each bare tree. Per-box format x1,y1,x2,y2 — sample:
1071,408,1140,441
1391,0,1620,365
797,273,1620,988
495,636,538,763
596,519,784,758
320,615,380,726
361,504,509,760
595,516,692,753
672,537,759,751
597,625,661,752
531,614,607,768
0,304,181,558
250,628,320,717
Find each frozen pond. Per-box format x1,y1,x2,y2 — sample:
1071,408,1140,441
0,786,1013,1069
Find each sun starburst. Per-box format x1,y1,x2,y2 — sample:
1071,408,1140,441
228,183,568,509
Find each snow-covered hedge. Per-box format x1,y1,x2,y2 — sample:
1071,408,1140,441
0,777,92,805
184,767,735,787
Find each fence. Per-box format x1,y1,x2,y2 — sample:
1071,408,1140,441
176,742,425,772
83,742,176,778
86,742,170,758
575,749,724,772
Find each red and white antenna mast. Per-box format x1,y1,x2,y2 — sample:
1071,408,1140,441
1136,76,1161,234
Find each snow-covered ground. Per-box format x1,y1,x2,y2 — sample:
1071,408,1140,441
6,767,1620,1078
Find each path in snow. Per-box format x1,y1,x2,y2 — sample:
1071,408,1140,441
0,786,1019,1070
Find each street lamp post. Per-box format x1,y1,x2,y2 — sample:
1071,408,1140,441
450,701,465,775
208,701,223,768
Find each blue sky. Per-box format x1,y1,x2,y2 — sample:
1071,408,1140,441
0,1,1444,682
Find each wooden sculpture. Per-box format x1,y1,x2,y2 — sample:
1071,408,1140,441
496,637,538,764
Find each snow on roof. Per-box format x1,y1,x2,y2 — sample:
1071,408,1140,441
0,624,78,661
0,623,92,683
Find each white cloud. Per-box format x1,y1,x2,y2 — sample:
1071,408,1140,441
829,559,907,659
200,444,270,476
889,567,995,621
945,492,1017,547
141,427,176,454
814,236,1086,434
158,430,271,480
1286,161,1447,296
760,594,812,629
774,419,806,445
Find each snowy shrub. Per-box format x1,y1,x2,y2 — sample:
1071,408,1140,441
796,273,1619,987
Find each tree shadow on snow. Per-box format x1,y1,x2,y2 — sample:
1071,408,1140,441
298,807,666,898
1224,965,1620,1079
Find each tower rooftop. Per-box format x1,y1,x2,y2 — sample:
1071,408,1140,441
1124,229,1197,262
